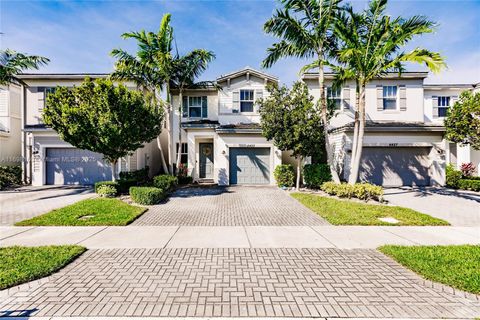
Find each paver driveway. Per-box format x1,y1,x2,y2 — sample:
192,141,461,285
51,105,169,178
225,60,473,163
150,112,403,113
0,186,94,226
1,248,479,318
133,186,328,226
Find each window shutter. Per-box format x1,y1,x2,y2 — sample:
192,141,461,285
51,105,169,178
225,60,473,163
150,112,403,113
37,87,45,123
376,85,383,111
399,85,407,111
255,89,263,112
182,96,188,118
232,91,240,113
451,95,459,106
201,96,208,118
432,96,438,118
0,88,8,116
342,87,350,109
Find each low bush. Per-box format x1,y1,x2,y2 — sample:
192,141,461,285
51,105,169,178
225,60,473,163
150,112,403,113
303,164,332,189
94,181,119,194
446,164,462,189
273,164,295,188
96,185,117,198
460,162,476,177
178,176,193,185
119,166,150,184
458,179,480,192
129,187,165,205
153,175,178,192
321,181,383,201
117,178,139,194
0,166,22,190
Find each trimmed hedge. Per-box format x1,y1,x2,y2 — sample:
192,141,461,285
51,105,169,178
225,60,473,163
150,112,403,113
321,182,384,201
178,176,193,185
96,185,117,198
446,164,462,189
153,175,178,192
119,167,149,184
94,181,118,194
129,187,165,205
303,164,332,189
273,164,295,188
458,179,480,192
0,166,22,190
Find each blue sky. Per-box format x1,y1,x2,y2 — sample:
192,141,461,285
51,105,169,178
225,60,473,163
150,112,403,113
1,0,479,84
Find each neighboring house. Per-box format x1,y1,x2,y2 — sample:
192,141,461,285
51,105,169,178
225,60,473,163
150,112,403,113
17,74,162,186
167,67,290,185
303,72,479,186
0,83,22,166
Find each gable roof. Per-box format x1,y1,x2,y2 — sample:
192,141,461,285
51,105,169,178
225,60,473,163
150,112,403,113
217,67,278,83
302,71,429,80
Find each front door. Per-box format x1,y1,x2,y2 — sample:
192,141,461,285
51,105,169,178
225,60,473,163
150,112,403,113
199,143,214,179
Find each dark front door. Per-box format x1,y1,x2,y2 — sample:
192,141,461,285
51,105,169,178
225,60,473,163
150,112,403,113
199,143,214,179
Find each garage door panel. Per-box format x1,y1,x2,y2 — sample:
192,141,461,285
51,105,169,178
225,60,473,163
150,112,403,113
359,147,431,186
46,148,112,185
230,148,270,185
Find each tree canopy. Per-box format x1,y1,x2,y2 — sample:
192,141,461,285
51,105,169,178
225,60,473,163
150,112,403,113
0,49,49,85
42,78,165,179
445,91,480,150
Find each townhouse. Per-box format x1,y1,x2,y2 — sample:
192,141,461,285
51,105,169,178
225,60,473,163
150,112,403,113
1,67,478,187
15,74,161,186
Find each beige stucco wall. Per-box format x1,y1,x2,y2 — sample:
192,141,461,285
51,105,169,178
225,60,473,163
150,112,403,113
0,84,22,166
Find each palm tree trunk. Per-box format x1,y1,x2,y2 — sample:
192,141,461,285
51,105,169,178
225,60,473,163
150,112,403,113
296,157,302,190
348,84,366,185
175,90,184,175
350,85,360,180
318,61,341,183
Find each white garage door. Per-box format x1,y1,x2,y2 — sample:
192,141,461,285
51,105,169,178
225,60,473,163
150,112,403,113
229,148,270,185
46,148,112,185
359,147,432,186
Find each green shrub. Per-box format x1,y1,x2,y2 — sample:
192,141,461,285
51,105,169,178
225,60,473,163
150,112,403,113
153,175,178,192
96,185,117,198
0,166,22,190
303,164,332,189
458,179,480,192
117,178,139,194
273,164,295,188
129,186,165,205
178,176,193,185
321,182,383,201
94,181,119,194
446,164,462,189
119,166,149,183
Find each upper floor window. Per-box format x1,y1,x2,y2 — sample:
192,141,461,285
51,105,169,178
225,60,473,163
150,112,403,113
240,89,254,112
182,96,207,118
327,87,342,110
383,86,397,110
437,96,451,117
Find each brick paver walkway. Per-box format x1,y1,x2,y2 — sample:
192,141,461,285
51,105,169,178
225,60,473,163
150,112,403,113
133,186,328,226
1,248,479,318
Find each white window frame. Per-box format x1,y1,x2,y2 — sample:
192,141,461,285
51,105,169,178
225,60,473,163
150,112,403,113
327,86,342,110
240,89,255,113
383,85,398,110
437,96,451,118
188,96,202,118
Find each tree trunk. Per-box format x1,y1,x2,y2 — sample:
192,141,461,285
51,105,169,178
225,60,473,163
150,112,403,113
348,84,366,185
156,136,170,174
350,85,360,179
110,160,117,182
175,90,183,175
296,157,302,190
318,61,341,183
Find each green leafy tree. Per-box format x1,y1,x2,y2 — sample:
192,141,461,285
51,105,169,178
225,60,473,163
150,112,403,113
259,82,325,189
42,78,165,181
262,0,343,183
445,91,480,150
332,0,446,184
0,49,49,85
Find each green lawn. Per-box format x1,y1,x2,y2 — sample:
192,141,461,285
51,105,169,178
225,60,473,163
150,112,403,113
15,198,146,226
380,245,480,294
291,193,449,226
0,245,86,290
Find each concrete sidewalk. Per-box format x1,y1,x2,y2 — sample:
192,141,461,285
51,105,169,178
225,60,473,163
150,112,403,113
1,226,478,249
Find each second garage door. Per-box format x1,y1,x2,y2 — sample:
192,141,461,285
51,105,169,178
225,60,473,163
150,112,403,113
229,148,270,185
359,147,432,186
46,148,112,185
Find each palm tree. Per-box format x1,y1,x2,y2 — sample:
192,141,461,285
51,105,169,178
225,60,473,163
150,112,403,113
110,14,175,174
170,50,216,172
262,0,343,183
0,49,49,85
332,0,446,184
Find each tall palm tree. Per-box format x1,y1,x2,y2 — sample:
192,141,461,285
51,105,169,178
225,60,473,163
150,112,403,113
170,50,216,172
110,14,175,174
332,0,446,184
262,0,343,183
0,49,49,85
